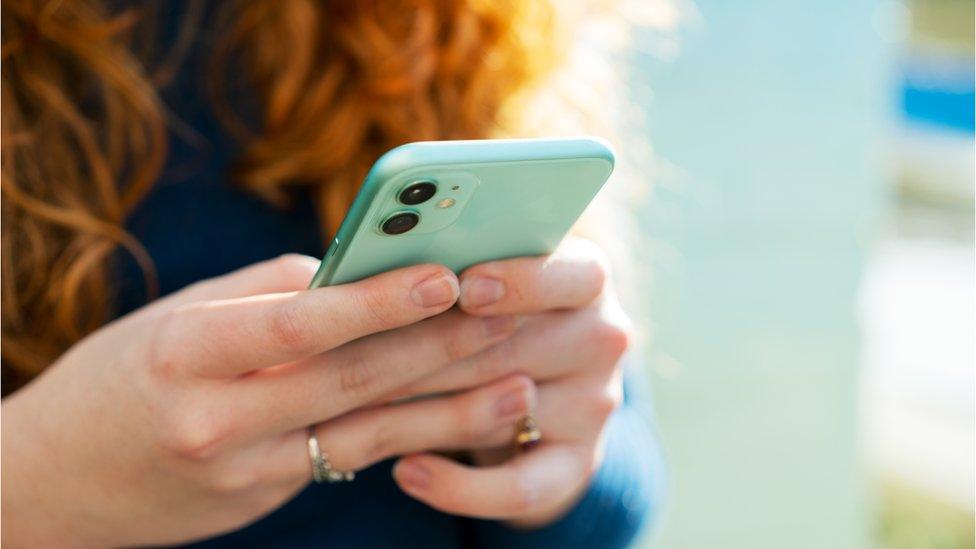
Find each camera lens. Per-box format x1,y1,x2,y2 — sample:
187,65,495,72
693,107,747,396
399,181,437,205
381,212,420,235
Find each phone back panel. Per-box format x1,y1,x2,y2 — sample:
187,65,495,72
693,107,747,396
310,138,614,287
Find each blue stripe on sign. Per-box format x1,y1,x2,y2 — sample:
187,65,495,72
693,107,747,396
900,51,975,134
903,84,976,134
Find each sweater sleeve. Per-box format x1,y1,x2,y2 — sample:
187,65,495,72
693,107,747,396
466,353,668,549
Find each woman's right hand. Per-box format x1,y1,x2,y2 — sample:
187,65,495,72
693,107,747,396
1,255,532,548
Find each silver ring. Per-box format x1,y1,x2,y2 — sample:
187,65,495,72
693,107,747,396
307,427,355,483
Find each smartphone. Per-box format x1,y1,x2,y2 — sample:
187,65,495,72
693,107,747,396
309,137,614,288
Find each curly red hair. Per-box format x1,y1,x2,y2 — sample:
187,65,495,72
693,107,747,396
1,0,593,392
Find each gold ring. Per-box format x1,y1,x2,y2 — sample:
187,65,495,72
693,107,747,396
307,427,355,483
514,415,542,450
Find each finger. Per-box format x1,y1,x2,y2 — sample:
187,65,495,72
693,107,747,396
266,374,536,481
236,309,519,436
159,264,459,377
159,254,320,310
465,374,622,448
396,304,628,398
458,237,609,315
392,445,590,520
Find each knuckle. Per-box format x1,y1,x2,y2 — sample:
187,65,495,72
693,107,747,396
363,420,398,465
336,350,381,399
356,283,401,329
585,257,610,296
159,408,229,462
573,238,612,296
440,327,469,364
267,301,314,353
146,308,188,380
592,389,622,421
475,339,518,381
591,318,632,364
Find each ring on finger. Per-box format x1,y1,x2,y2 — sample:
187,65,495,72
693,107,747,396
514,414,542,451
307,427,355,483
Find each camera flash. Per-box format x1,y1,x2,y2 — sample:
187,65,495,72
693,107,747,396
436,198,456,209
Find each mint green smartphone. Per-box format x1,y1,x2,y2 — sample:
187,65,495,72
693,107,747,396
309,137,614,288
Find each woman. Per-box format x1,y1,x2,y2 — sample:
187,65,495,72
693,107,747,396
1,1,665,547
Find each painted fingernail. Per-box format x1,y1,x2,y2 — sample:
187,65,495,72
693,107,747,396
411,273,459,308
460,276,505,309
495,385,530,419
482,315,516,338
395,461,431,491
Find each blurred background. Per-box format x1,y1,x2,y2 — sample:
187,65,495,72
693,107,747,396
624,0,974,547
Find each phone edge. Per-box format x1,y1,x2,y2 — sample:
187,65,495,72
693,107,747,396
308,136,615,288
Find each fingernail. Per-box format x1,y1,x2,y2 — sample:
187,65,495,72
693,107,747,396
482,315,516,338
395,461,431,491
411,274,459,308
495,385,530,419
460,276,505,309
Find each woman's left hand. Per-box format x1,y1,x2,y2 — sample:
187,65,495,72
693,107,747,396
390,236,633,527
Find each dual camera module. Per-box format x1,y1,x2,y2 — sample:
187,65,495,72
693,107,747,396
381,181,438,235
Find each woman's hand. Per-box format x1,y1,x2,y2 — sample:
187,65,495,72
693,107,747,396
1,255,533,548
390,237,634,528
